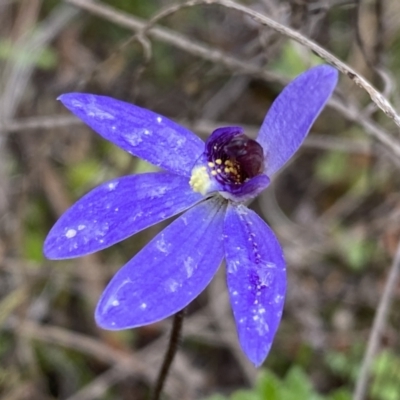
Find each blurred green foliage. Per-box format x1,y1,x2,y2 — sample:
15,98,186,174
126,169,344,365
326,346,400,400
205,349,400,400
204,366,351,400
270,41,323,78
0,39,57,70
371,351,400,400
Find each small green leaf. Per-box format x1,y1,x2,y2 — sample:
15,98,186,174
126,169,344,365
256,369,281,400
231,390,260,400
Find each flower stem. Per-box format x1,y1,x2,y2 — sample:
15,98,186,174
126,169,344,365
149,308,186,400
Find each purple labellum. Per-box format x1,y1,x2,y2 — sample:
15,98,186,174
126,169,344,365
223,134,265,179
205,126,265,185
192,126,269,201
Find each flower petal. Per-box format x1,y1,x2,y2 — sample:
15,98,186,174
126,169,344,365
257,65,338,176
95,198,226,329
59,93,205,177
44,172,203,259
224,204,286,366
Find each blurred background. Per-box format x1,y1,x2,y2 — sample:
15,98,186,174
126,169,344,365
1,0,400,399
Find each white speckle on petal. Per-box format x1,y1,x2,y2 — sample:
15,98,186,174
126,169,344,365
157,116,162,123
71,99,83,108
236,205,249,216
111,322,116,326
115,207,119,212
227,260,239,273
184,256,196,278
108,181,118,191
112,125,116,130
253,315,259,321
165,279,180,293
140,303,147,309
232,291,238,296
131,211,143,222
144,129,150,135
78,224,86,231
112,300,119,307
257,267,274,288
149,186,168,198
256,321,270,336
156,234,170,254
274,294,284,304
65,229,76,238
127,133,143,146
175,137,186,147
266,261,276,268
86,100,115,120
95,222,109,238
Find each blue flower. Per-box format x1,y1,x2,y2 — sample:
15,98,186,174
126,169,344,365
44,65,338,366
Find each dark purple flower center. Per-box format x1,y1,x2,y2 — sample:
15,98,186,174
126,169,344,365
207,132,265,185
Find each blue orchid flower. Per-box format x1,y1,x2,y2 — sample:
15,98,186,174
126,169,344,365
44,65,338,366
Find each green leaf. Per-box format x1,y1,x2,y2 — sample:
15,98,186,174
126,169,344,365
328,388,352,400
231,390,260,400
256,369,281,400
371,351,400,400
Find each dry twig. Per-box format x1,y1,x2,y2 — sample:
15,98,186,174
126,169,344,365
353,240,400,400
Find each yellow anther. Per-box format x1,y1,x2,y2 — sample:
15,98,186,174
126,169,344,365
224,167,230,173
215,159,222,165
217,168,221,173
211,170,217,176
208,162,215,168
189,165,212,195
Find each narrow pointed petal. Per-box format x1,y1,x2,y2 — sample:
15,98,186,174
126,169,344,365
224,204,286,366
95,198,226,329
44,172,203,259
59,93,205,177
257,65,338,176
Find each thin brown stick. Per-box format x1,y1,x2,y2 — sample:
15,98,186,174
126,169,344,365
353,240,400,400
123,0,400,129
208,0,400,128
62,0,400,160
63,0,283,83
